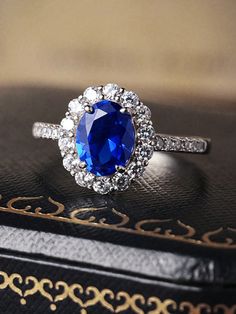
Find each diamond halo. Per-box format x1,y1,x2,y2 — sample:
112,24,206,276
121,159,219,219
58,84,155,194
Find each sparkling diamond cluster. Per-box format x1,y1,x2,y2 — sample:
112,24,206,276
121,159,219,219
58,84,155,194
33,123,60,140
154,135,208,153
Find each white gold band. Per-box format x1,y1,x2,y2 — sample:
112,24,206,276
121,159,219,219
32,122,210,154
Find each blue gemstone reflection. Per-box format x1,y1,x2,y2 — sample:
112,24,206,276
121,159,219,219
76,100,135,176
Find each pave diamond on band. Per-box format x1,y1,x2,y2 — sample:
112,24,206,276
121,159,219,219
33,123,61,140
32,83,210,194
33,123,209,154
154,134,209,153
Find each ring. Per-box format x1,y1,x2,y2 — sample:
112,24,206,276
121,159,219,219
32,83,210,194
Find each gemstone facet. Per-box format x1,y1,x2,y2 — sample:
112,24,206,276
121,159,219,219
76,100,135,176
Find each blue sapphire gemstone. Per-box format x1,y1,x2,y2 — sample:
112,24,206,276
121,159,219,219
76,100,135,176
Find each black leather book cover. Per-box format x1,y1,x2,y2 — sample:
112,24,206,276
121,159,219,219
0,86,235,313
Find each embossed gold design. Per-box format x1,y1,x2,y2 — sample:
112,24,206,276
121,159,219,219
0,270,235,313
147,297,177,314
0,195,236,249
180,302,211,314
213,304,236,314
116,291,145,314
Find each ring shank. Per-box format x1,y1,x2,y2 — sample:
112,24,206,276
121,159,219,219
154,134,209,153
32,122,210,154
33,122,61,140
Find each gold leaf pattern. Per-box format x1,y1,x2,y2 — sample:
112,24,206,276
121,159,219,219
147,297,177,314
0,194,236,249
24,276,39,297
179,302,211,314
68,283,84,307
8,273,23,297
0,270,234,313
116,291,145,314
54,281,70,303
214,304,236,314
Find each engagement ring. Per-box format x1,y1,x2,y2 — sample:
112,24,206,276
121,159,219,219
33,83,210,194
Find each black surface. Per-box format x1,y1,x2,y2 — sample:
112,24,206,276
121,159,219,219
0,86,235,310
0,253,235,314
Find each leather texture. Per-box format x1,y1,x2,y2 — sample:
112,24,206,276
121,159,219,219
0,86,235,311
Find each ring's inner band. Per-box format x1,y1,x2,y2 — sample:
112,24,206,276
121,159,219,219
32,122,210,154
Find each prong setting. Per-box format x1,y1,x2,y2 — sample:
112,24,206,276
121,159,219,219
84,105,94,114
115,165,126,173
120,108,133,115
79,161,87,169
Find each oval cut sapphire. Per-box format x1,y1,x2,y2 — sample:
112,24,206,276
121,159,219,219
76,100,135,176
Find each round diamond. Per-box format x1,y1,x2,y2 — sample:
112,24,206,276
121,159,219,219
155,136,164,150
135,104,151,124
127,161,144,179
137,125,155,141
51,128,59,140
61,118,74,131
195,141,205,152
58,137,74,153
63,155,74,171
93,179,112,194
84,87,101,102
136,144,154,161
68,99,84,114
84,173,95,188
103,83,120,99
113,173,130,191
41,127,46,137
121,91,139,108
171,138,181,150
137,104,151,118
43,128,51,138
76,100,135,176
75,171,86,187
163,137,181,151
184,140,195,151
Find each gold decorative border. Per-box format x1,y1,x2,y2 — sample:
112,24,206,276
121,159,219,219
0,270,235,313
0,195,236,249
